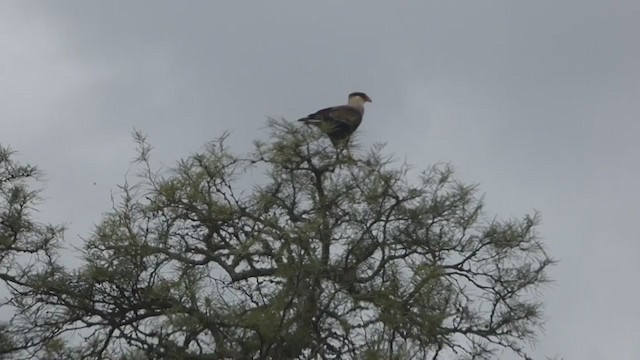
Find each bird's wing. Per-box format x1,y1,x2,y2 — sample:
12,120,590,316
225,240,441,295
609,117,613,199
314,105,363,129
298,105,364,147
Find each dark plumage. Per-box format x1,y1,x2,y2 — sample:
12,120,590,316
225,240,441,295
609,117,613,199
298,92,372,146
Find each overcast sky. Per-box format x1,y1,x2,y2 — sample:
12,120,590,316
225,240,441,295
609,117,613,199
2,1,639,359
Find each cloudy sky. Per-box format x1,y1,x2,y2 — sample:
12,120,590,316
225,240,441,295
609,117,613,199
2,1,639,358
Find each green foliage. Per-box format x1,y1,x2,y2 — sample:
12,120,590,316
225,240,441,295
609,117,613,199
0,145,65,358
1,122,554,359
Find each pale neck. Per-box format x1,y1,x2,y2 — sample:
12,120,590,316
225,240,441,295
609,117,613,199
348,97,366,110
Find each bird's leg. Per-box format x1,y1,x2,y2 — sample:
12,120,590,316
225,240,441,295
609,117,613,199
335,143,354,169
336,142,349,164
345,145,353,162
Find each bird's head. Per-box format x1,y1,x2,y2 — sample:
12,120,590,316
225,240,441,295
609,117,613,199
348,92,372,107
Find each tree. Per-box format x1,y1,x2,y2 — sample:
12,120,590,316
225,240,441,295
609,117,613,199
0,146,65,357
4,120,554,359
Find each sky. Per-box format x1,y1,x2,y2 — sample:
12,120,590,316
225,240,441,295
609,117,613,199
1,1,639,359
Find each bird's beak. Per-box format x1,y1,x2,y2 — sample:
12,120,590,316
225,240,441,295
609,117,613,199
366,97,372,103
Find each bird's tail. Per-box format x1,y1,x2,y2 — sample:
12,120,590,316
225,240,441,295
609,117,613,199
298,114,321,124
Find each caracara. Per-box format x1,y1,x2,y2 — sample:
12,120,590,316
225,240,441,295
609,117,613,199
298,92,372,146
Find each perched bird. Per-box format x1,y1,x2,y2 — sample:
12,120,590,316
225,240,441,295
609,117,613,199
298,92,372,146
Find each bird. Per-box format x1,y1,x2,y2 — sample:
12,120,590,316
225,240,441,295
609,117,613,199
298,92,372,146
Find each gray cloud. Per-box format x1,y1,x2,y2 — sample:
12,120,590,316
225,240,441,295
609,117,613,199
1,1,639,358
